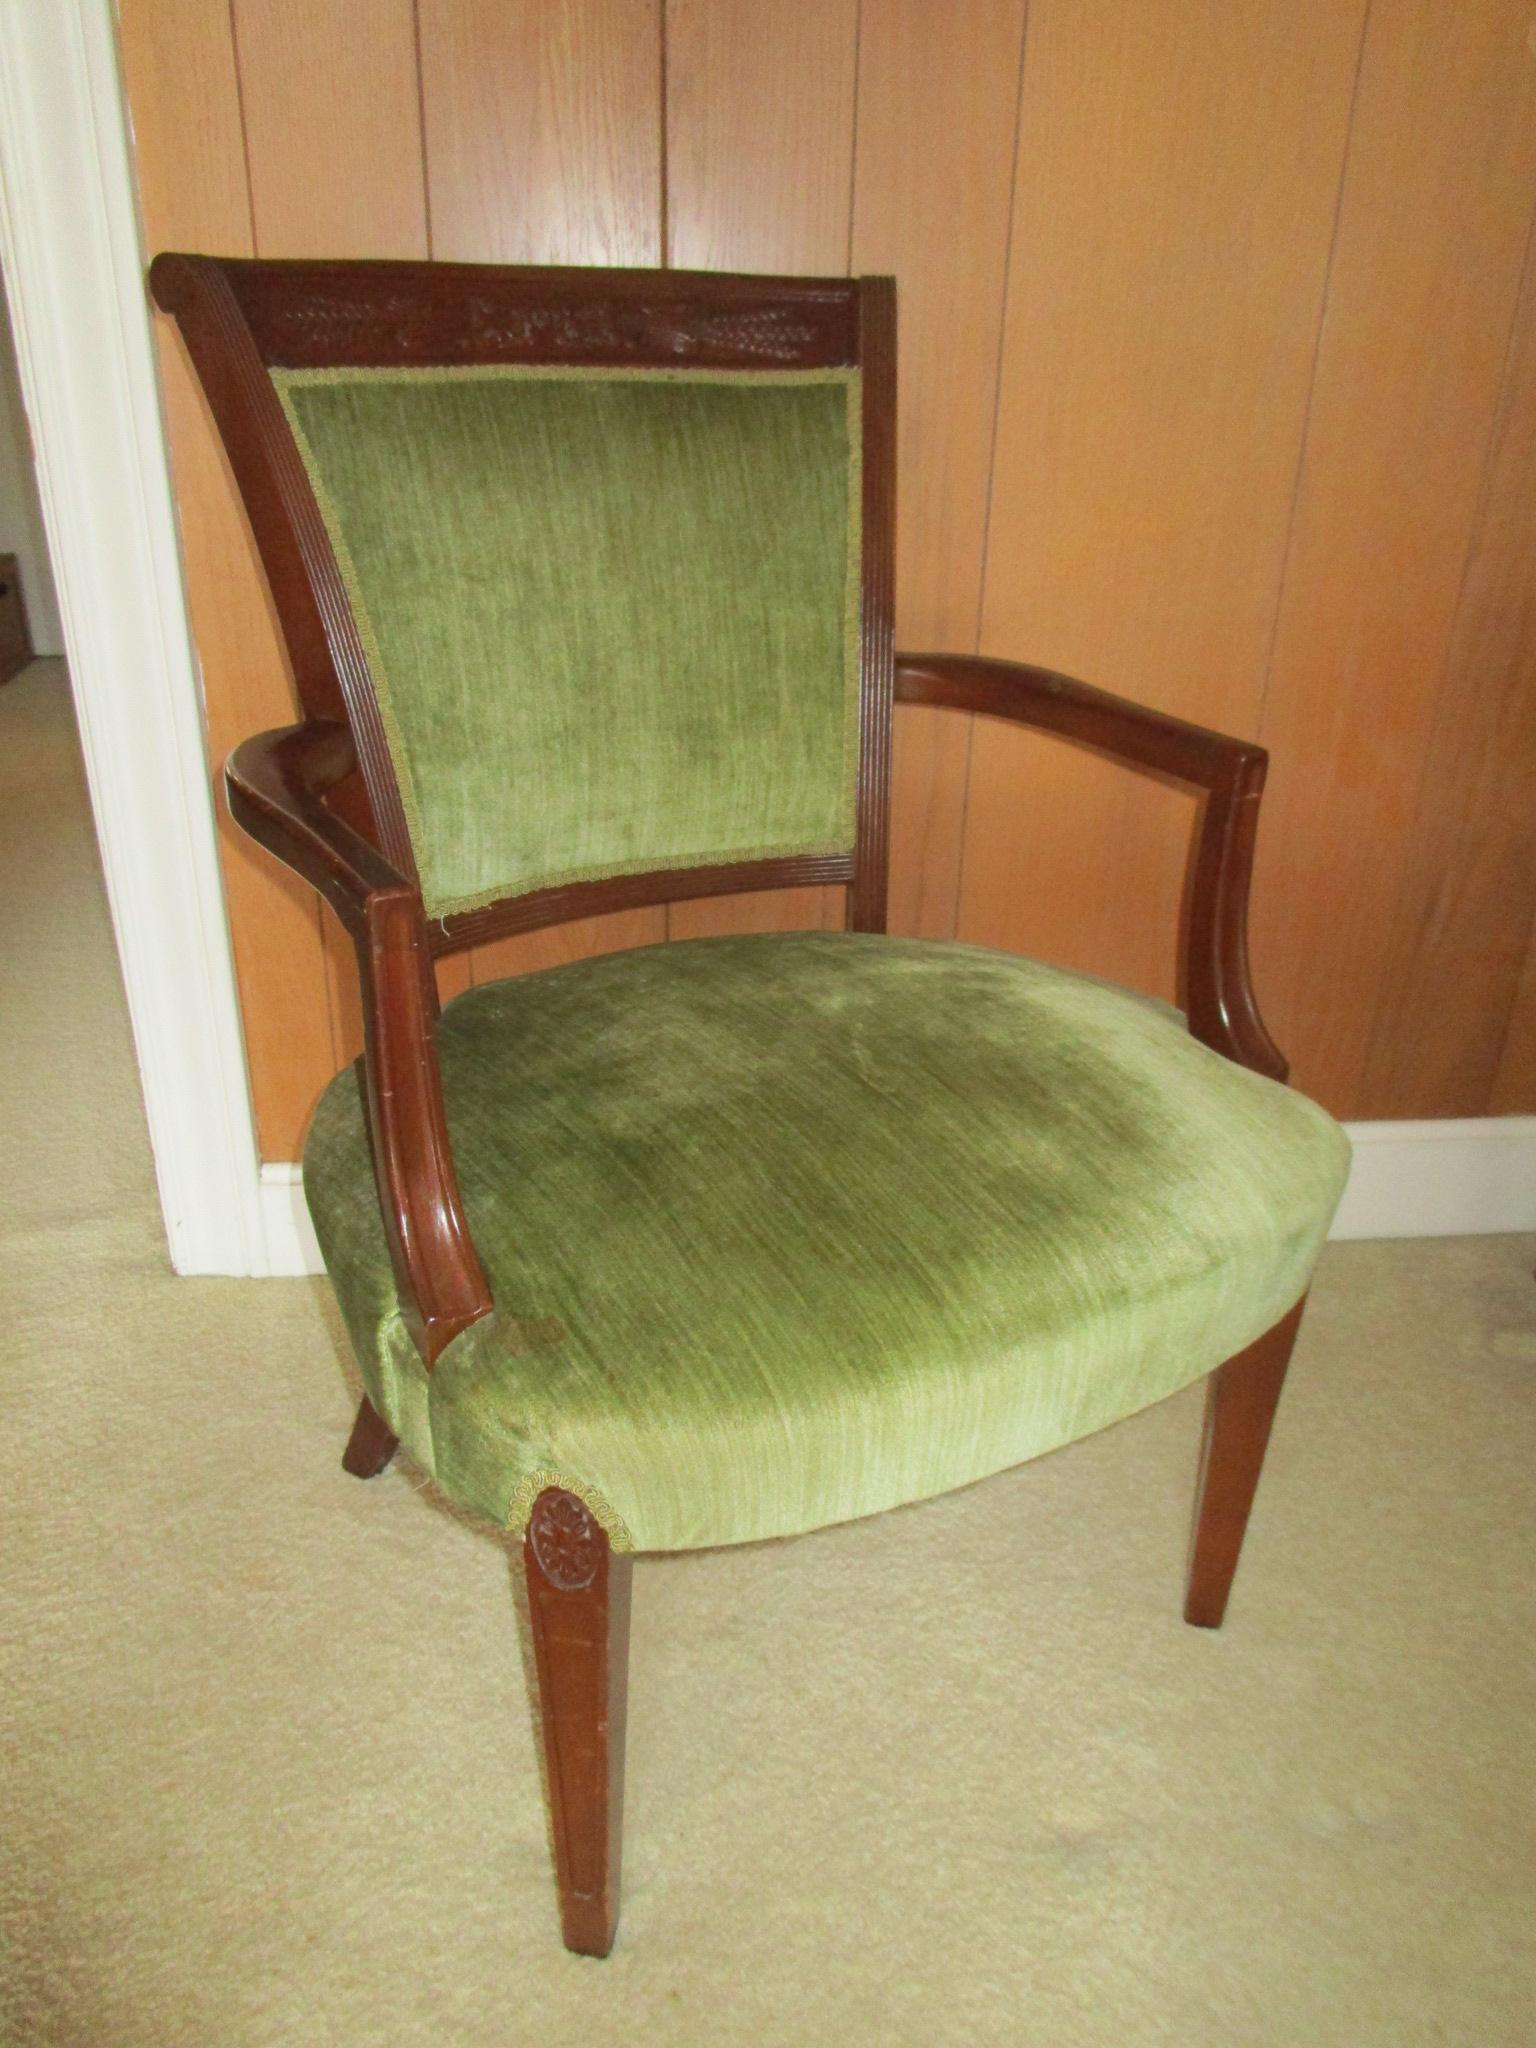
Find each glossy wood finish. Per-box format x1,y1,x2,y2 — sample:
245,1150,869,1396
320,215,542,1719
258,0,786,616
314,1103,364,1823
850,280,896,934
224,719,492,1361
523,1489,632,1958
1185,1298,1307,1630
220,260,863,371
433,855,856,958
340,1392,399,1479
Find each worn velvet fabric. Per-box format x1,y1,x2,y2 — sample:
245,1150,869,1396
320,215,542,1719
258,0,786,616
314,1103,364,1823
303,933,1350,1553
273,366,862,918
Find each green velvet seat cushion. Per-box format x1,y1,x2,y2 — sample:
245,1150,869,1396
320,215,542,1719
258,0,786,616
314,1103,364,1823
273,366,861,918
303,933,1350,1553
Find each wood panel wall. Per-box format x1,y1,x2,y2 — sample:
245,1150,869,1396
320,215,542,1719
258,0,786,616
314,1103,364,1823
116,0,1536,1160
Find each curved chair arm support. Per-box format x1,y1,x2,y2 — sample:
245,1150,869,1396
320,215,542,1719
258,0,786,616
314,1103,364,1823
894,653,1287,1081
226,720,402,931
227,724,493,1363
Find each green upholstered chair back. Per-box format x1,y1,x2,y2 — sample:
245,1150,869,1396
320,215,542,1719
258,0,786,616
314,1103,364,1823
148,259,895,935
275,366,861,919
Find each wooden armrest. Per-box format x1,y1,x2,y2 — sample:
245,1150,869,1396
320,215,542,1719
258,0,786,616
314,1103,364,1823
895,653,1287,1081
227,725,492,1363
226,720,406,931
895,652,1263,783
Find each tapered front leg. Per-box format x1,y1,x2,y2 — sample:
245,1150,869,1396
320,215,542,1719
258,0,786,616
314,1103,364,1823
1184,1297,1306,1628
341,1393,399,1477
523,1488,632,1957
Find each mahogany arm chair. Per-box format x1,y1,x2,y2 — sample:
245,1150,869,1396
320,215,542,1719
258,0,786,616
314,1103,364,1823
149,253,1349,1959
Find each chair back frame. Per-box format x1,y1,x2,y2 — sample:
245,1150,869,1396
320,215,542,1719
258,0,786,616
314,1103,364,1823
148,256,896,949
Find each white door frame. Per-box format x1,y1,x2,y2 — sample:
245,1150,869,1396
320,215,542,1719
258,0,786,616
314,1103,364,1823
0,0,272,1274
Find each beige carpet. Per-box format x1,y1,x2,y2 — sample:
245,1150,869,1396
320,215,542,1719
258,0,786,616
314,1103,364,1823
2,658,1533,2047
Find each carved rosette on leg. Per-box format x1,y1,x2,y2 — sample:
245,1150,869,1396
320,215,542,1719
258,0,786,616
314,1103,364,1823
522,1487,633,1957
528,1489,601,1590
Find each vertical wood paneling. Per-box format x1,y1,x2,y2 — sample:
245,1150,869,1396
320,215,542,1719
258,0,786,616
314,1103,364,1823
664,0,859,938
420,0,661,266
115,3,250,247
959,0,1366,999
664,0,858,275
1253,0,1536,1115
1490,922,1536,1114
849,0,1025,940
232,0,435,1056
417,0,667,987
120,0,1536,1153
230,0,428,259
233,1,477,1016
1358,217,1536,1115
117,0,338,1161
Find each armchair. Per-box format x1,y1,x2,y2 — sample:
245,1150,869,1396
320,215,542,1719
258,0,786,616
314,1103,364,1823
151,253,1349,1958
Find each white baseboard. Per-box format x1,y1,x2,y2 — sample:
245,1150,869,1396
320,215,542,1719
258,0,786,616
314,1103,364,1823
258,1164,324,1276
246,1115,1536,1279
1328,1115,1536,1241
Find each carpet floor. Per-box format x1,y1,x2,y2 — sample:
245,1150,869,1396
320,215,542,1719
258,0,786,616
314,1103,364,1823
2,659,1533,2046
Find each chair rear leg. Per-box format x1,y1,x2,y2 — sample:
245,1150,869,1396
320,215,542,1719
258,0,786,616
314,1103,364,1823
523,1487,632,1958
341,1393,399,1478
1184,1297,1306,1629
